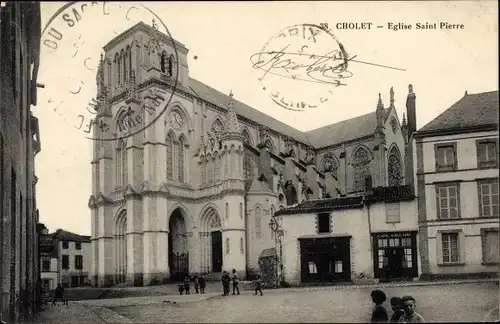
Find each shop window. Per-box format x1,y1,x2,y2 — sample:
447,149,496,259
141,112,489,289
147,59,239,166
308,262,318,274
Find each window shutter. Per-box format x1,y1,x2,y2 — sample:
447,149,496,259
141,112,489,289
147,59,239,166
459,231,466,263
436,233,443,264
435,185,441,219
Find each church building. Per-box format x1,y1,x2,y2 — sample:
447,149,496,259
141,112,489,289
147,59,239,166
88,21,416,287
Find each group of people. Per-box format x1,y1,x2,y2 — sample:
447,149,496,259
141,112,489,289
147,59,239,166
371,289,425,323
178,275,207,295
221,270,264,296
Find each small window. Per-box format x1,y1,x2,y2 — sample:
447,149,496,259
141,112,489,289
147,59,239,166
441,233,459,263
317,213,330,233
308,262,318,274
62,241,69,249
477,140,498,169
436,183,460,219
435,143,457,172
75,242,82,250
386,203,401,223
478,179,499,217
75,255,83,270
42,260,50,271
62,255,69,269
482,229,499,264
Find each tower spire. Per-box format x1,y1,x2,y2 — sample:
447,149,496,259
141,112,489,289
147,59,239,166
390,87,394,107
377,93,384,109
223,90,241,134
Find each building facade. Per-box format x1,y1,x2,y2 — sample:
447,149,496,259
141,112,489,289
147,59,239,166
39,229,92,290
89,22,415,287
0,1,42,320
274,184,420,285
414,90,499,280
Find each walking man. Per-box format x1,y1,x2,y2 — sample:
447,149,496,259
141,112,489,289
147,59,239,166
232,269,240,295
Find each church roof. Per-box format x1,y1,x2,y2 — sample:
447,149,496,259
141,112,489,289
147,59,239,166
275,185,414,215
416,90,499,136
189,78,392,149
304,109,391,149
248,174,273,192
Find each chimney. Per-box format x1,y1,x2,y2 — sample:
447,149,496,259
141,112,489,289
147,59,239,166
406,84,416,136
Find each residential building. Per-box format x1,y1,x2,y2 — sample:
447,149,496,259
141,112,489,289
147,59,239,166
414,90,499,279
39,229,91,289
274,183,420,285
89,22,413,287
0,1,42,321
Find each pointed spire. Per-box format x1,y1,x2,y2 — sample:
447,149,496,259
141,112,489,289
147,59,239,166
402,113,407,127
389,87,394,107
464,90,468,96
377,93,384,110
223,90,241,134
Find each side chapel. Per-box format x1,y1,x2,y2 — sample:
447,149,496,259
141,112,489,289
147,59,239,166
88,21,417,287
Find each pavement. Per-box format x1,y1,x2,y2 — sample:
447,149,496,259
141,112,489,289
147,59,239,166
29,279,499,323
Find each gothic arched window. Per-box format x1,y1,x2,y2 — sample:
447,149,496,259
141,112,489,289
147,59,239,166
322,152,339,178
207,155,214,185
255,206,262,239
242,129,252,145
352,147,371,192
264,136,275,153
388,147,402,187
239,202,243,219
116,140,127,188
107,62,112,87
168,54,174,76
123,49,128,83
177,137,185,183
240,238,244,254
212,119,224,138
166,134,174,180
214,152,221,182
225,238,230,254
225,202,229,220
160,51,167,73
200,160,206,185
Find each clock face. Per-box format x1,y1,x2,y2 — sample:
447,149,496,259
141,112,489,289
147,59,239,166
169,111,184,129
391,117,398,134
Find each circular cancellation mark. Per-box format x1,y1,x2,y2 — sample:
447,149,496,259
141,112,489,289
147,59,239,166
40,1,179,141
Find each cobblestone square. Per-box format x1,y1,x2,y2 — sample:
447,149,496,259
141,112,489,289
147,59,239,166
104,282,498,323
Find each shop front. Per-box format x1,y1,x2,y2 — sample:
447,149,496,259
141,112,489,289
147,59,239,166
299,236,352,283
372,231,418,281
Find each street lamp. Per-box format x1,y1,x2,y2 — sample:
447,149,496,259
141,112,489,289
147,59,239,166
269,216,284,287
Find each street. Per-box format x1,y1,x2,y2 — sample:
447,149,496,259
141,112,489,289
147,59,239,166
50,281,497,323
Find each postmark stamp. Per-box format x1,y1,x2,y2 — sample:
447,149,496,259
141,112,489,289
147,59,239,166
39,1,179,141
250,24,354,111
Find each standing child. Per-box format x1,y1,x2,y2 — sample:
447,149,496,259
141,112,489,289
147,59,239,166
232,269,240,295
370,289,389,323
398,296,425,323
254,275,263,296
390,297,405,322
199,275,206,294
193,275,200,294
183,276,191,295
178,281,185,295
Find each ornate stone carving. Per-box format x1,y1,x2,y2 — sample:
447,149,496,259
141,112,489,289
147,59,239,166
88,195,96,208
158,182,170,193
304,149,315,165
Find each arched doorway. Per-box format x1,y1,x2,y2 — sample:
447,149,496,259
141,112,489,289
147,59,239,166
114,210,127,284
168,208,189,281
199,207,223,273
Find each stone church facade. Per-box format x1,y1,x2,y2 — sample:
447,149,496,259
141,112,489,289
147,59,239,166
88,22,416,287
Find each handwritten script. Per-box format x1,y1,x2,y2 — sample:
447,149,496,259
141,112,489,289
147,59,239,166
250,44,356,86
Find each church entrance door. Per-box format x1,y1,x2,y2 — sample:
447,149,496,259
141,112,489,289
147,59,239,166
168,208,189,281
211,231,223,272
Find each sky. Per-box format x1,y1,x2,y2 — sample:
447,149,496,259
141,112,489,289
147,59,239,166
36,1,498,235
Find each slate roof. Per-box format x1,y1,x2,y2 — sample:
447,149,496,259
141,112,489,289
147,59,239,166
188,78,391,149
275,185,415,215
304,109,391,149
417,90,499,135
51,229,91,243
